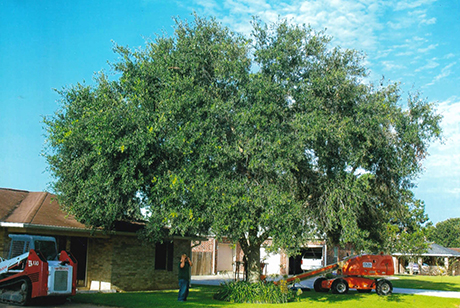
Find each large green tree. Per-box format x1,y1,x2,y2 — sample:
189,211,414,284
44,15,442,282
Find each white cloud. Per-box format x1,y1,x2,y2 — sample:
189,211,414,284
426,62,457,86
387,13,419,30
194,0,219,10
387,6,438,31
193,0,386,52
395,51,414,57
437,96,460,143
381,61,405,71
191,0,439,65
446,187,460,195
414,58,439,72
190,0,443,90
423,98,460,178
417,43,438,53
394,0,437,11
422,17,436,25
413,36,427,42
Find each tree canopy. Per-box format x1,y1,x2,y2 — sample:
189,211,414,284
427,218,460,248
44,14,442,282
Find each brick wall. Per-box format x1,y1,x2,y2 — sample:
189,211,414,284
111,235,157,291
110,235,180,291
192,239,213,252
326,243,355,265
87,235,191,291
86,237,114,291
0,228,8,258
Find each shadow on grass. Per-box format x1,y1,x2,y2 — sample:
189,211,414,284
73,285,417,308
302,289,409,304
74,286,233,308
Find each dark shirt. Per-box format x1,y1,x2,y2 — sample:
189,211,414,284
178,261,191,280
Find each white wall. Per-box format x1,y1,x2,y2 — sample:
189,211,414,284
261,248,281,275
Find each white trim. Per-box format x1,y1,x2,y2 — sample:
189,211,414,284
393,253,460,257
212,238,216,275
0,222,25,228
1,222,93,233
324,240,327,267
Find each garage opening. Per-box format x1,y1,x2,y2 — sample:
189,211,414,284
289,247,324,275
70,237,88,287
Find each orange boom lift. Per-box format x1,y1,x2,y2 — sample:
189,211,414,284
275,254,394,296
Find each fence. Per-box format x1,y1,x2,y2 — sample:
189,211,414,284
191,251,213,275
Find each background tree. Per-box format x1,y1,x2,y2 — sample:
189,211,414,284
44,15,442,282
384,197,430,255
427,218,460,248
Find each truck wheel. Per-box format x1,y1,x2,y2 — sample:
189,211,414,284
376,279,393,296
331,278,349,294
314,278,329,293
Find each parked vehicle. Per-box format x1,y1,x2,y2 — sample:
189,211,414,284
405,262,428,274
300,247,323,271
0,234,77,305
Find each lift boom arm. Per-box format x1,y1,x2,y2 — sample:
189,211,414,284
0,252,29,275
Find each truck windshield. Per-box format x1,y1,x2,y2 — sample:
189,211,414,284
34,240,58,261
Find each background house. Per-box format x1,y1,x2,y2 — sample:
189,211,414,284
393,243,460,275
191,237,327,277
0,188,196,291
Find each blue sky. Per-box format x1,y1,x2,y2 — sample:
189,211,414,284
1,0,458,224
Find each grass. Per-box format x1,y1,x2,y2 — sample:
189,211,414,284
391,274,460,291
73,284,460,308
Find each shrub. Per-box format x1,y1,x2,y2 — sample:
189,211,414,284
213,280,295,304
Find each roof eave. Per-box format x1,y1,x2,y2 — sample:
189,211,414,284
0,222,207,241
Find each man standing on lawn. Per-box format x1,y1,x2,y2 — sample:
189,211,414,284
178,253,193,301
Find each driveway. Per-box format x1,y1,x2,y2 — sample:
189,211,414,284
392,287,460,298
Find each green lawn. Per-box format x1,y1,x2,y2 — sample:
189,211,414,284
391,275,460,291
73,283,460,308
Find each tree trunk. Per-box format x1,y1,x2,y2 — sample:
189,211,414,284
247,244,261,283
239,240,262,283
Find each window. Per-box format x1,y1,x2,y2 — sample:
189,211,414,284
10,240,26,258
155,242,174,271
34,240,58,261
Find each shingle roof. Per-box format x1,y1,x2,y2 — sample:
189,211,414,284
0,188,86,229
393,243,460,257
0,188,205,240
426,243,460,257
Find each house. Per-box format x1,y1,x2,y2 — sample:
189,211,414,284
191,237,327,277
0,188,198,291
393,243,460,275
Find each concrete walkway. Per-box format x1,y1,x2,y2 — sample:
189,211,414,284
393,287,460,298
191,275,460,299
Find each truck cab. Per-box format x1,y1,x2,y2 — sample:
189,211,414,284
7,234,58,261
